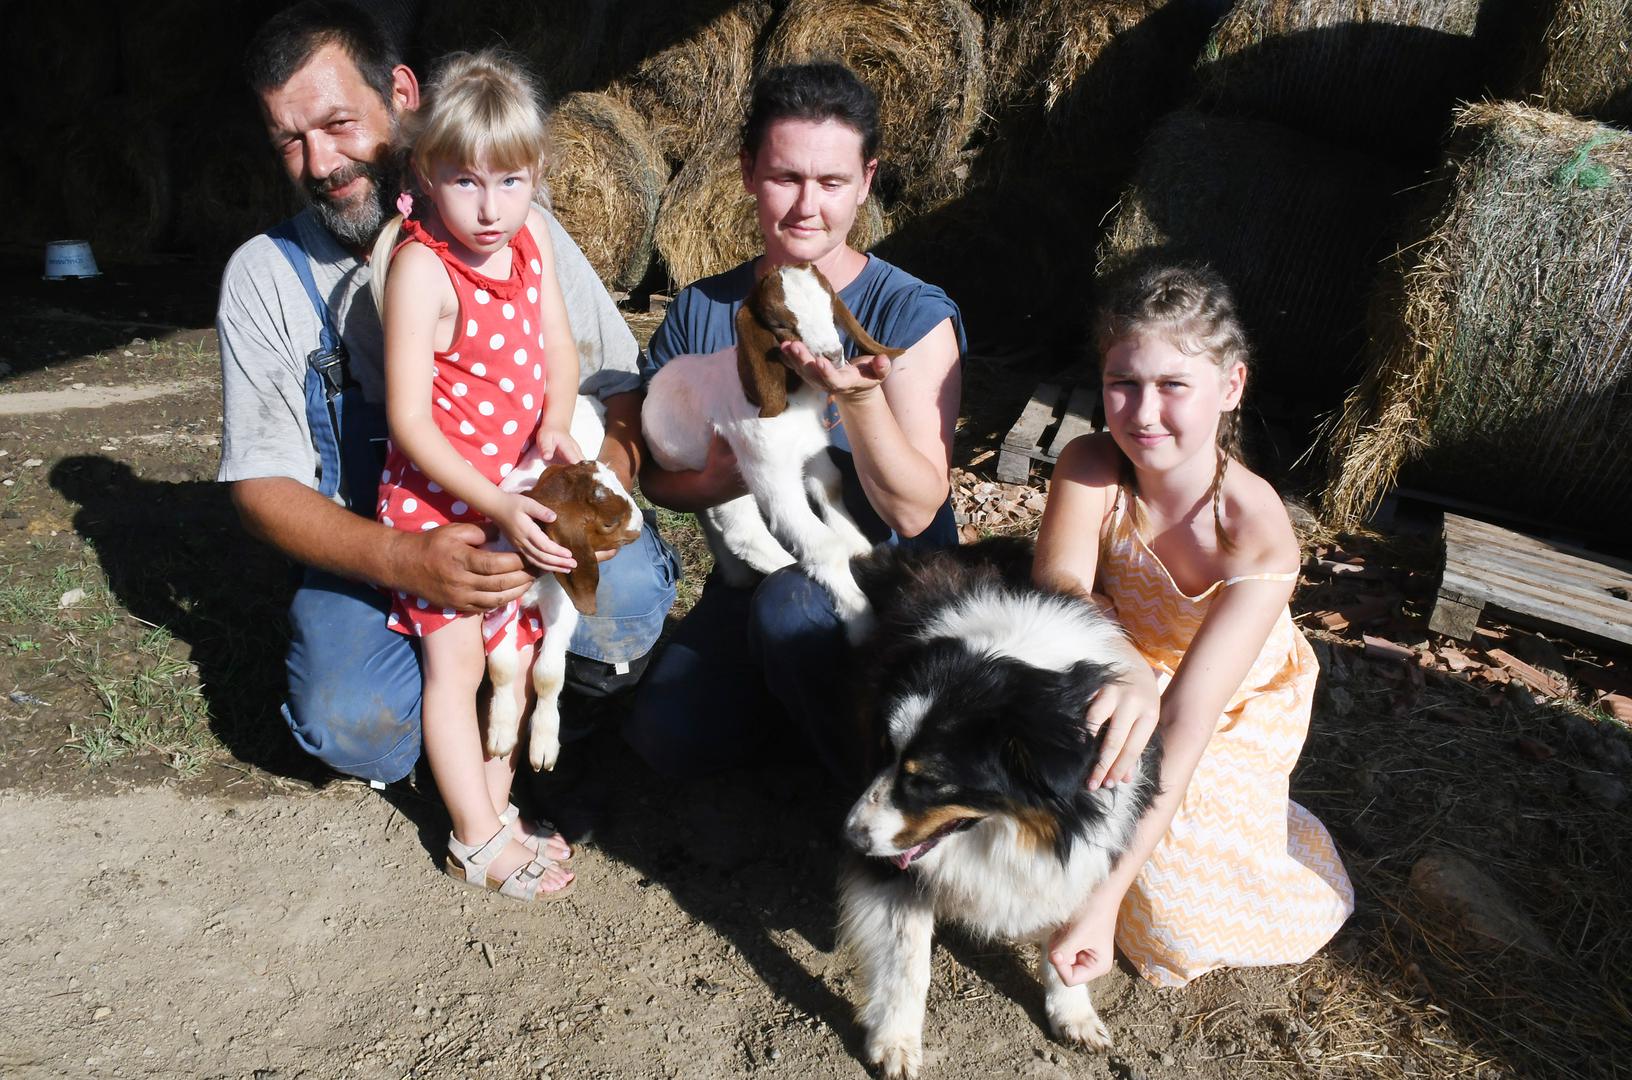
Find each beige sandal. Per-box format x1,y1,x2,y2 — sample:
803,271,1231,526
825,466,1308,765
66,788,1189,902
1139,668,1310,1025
498,802,572,862
445,825,574,902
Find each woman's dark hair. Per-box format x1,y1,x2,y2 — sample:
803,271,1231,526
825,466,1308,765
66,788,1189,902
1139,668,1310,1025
245,0,399,105
741,61,881,163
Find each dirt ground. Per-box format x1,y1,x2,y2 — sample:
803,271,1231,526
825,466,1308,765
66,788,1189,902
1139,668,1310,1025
2,250,1629,1080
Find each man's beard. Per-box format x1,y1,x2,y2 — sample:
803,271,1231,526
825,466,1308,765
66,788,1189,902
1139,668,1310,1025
306,156,400,249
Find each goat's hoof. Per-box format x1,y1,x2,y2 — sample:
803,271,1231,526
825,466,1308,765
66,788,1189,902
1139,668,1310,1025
484,731,518,760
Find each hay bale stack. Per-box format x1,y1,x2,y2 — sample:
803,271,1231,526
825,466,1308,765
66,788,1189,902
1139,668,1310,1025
760,0,986,211
1099,110,1409,414
1195,0,1488,163
623,1,772,165
545,91,668,293
655,136,889,287
59,100,172,258
1511,0,1632,127
1323,103,1632,531
170,104,303,259
415,0,621,96
979,0,1216,188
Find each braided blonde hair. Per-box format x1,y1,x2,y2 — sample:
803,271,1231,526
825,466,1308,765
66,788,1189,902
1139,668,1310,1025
1094,263,1250,551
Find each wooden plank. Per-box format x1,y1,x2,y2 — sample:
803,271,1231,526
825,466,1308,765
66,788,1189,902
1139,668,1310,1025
1443,543,1632,614
1428,592,1483,641
1446,513,1632,576
998,382,1062,484
1441,564,1632,644
1044,383,1098,459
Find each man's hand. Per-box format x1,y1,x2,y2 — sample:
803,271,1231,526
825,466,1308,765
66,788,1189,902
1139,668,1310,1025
395,521,534,612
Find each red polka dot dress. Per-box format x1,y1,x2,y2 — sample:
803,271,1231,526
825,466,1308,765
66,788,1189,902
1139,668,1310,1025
376,216,552,649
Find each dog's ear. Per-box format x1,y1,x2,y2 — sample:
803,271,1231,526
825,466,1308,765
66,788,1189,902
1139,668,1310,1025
735,303,789,419
535,464,602,615
1005,659,1118,796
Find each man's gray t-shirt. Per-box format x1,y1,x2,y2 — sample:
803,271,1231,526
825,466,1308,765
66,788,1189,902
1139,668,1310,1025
216,205,642,488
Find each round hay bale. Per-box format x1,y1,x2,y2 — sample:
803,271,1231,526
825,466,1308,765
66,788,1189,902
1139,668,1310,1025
1195,0,1487,164
1323,103,1632,531
760,0,985,211
415,0,621,96
978,0,1215,188
624,1,772,165
545,91,668,292
59,100,173,258
654,135,890,287
1098,109,1410,419
1511,0,1632,127
170,101,303,259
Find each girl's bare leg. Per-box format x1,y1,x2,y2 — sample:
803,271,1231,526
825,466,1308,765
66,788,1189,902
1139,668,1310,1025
479,640,572,862
422,622,570,891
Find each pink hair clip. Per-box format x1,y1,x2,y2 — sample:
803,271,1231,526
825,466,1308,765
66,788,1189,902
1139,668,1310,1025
396,191,414,217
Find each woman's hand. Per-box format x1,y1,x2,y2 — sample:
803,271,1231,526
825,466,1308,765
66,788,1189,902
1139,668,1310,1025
780,339,890,401
1085,663,1161,791
535,426,584,466
490,492,576,574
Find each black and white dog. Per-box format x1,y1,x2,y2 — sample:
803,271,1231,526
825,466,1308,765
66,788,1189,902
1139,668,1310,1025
839,539,1161,1079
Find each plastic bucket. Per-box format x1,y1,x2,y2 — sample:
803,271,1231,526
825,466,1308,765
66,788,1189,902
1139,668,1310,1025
43,239,101,280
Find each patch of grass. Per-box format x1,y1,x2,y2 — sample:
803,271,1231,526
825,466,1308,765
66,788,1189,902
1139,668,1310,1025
67,626,214,775
4,635,42,653
645,501,713,616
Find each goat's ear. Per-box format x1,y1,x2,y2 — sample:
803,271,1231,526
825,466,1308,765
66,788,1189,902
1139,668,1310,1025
547,513,601,615
735,303,788,419
830,289,903,359
534,464,602,615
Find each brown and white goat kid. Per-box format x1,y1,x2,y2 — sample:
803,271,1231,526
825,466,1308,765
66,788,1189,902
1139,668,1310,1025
641,262,903,639
484,397,643,772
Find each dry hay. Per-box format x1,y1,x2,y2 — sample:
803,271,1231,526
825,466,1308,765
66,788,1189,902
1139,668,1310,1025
1196,0,1488,164
170,103,303,259
653,135,890,287
760,0,986,212
59,100,172,259
415,0,622,96
1098,110,1409,421
118,0,263,114
1512,0,1632,127
622,1,773,165
1288,629,1632,1078
1322,103,1632,533
544,91,668,292
980,0,1215,185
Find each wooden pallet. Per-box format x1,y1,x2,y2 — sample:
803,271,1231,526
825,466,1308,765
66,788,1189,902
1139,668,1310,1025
996,382,1100,484
1429,512,1632,647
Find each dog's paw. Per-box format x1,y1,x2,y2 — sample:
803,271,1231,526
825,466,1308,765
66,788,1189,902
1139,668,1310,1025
1047,1000,1112,1052
841,601,877,645
867,1033,922,1080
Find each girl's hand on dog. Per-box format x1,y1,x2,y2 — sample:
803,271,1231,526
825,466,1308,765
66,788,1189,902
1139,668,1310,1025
780,339,890,401
1085,664,1161,790
493,492,575,574
1049,894,1119,987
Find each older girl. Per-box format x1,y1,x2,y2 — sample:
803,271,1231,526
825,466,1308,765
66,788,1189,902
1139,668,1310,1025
1036,264,1354,988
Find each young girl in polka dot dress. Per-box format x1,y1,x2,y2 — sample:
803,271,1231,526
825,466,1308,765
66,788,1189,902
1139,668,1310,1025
369,50,580,903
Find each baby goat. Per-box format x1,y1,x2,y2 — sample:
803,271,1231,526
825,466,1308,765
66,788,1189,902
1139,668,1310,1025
642,262,902,638
484,399,643,772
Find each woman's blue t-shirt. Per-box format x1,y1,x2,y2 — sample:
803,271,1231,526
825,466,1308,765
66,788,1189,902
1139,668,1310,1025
641,254,966,545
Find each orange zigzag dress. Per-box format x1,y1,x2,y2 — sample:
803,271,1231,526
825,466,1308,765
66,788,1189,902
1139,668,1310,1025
1097,492,1354,988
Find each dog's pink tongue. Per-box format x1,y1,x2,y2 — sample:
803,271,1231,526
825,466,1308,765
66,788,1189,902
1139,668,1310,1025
891,843,927,870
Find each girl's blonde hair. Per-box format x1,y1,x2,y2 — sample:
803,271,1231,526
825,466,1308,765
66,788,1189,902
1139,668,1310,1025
370,49,551,315
1094,263,1251,551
